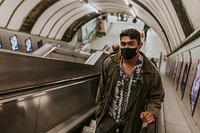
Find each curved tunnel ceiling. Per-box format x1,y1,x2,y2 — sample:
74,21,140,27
0,0,197,54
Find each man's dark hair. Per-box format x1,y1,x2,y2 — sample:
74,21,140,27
120,28,141,44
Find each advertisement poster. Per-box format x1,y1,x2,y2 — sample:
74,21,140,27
10,35,19,51
172,61,178,85
176,61,183,90
82,18,97,44
190,59,200,115
25,38,33,52
37,40,43,48
169,58,174,80
181,62,191,99
0,37,2,48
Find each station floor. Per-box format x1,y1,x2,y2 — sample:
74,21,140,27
161,75,192,133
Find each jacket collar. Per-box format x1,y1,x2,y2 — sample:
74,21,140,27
110,51,155,74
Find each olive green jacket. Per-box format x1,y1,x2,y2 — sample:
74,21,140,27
95,52,164,133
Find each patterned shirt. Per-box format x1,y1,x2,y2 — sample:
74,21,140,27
109,54,143,124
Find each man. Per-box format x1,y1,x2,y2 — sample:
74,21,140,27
143,24,150,41
150,58,157,67
110,44,120,55
95,28,164,133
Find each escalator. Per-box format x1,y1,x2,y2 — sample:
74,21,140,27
32,43,90,64
0,48,106,133
0,48,162,133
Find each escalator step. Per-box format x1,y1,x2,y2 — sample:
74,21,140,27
82,126,95,133
89,119,96,128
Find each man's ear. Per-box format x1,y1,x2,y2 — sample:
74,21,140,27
137,42,143,52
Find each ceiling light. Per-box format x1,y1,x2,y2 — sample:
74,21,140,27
117,13,128,22
80,0,99,14
130,8,136,18
124,0,130,5
123,0,136,18
87,3,99,13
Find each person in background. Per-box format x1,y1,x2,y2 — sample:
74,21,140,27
95,28,164,133
150,58,157,67
110,44,120,55
143,24,150,41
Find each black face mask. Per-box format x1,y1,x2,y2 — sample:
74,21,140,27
121,48,137,60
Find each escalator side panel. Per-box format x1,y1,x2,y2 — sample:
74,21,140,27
36,79,97,132
0,97,39,133
0,51,101,93
0,78,99,133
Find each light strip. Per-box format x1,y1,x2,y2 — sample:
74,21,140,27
130,8,136,18
87,3,99,13
124,0,130,5
123,0,136,18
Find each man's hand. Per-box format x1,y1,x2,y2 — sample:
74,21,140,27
140,112,155,124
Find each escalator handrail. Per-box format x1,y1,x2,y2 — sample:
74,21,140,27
0,74,100,103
